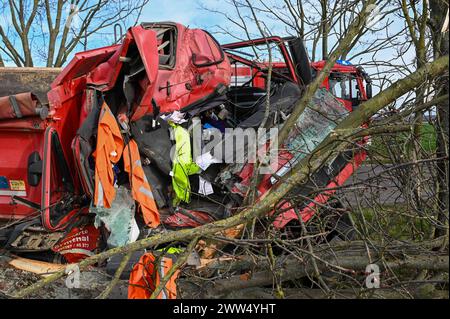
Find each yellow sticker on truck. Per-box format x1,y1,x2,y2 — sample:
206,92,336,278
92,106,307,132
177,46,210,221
0,177,27,197
10,180,26,191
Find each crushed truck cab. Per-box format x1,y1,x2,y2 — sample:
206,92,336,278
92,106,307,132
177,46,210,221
0,22,371,261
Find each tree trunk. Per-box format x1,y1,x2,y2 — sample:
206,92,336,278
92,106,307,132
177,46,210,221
430,0,449,239
321,0,329,60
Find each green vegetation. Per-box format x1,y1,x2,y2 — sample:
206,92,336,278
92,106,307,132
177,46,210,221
350,204,433,241
419,123,438,152
368,123,437,162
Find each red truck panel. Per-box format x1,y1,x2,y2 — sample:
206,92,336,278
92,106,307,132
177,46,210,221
0,127,45,219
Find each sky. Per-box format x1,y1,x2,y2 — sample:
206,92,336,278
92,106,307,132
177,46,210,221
137,0,247,44
139,0,220,28
136,1,416,94
1,0,414,65
0,0,418,99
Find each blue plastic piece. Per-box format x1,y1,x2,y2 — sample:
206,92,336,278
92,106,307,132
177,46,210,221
337,59,352,66
0,176,8,189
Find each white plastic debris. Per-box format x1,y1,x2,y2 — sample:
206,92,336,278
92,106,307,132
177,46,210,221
195,152,221,171
160,110,187,124
198,176,214,196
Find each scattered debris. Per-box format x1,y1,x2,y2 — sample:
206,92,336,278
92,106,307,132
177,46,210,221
0,21,373,299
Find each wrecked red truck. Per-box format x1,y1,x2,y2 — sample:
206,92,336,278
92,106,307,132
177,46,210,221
0,22,372,263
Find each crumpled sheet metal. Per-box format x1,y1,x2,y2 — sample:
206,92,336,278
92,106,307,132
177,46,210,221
272,88,349,182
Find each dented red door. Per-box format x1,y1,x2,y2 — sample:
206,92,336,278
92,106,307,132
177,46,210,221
127,26,159,121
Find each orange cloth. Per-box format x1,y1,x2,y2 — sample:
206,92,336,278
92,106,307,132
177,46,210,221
94,103,124,208
128,252,179,299
123,139,160,228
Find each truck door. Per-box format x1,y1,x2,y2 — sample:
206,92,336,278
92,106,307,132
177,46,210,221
0,93,76,231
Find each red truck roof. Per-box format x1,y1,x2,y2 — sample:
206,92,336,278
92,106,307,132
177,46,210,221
311,60,359,73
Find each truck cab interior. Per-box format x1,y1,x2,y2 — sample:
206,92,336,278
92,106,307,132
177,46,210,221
222,37,312,128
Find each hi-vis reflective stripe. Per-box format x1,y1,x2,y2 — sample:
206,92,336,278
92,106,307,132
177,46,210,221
140,165,155,200
136,159,156,201
96,182,104,207
123,139,160,228
139,185,154,199
160,261,167,299
158,256,178,299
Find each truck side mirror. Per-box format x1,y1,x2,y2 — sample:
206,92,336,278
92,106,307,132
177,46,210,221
27,152,42,187
366,82,373,99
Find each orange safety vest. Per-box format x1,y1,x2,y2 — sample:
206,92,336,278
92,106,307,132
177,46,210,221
128,252,179,299
94,103,124,208
123,139,160,228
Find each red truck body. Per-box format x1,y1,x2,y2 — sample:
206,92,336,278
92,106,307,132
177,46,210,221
0,23,372,254
224,38,371,229
231,59,372,111
1,23,230,221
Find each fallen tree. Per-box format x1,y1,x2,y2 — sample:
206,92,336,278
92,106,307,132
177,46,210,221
12,52,449,299
185,239,449,298
198,287,449,299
